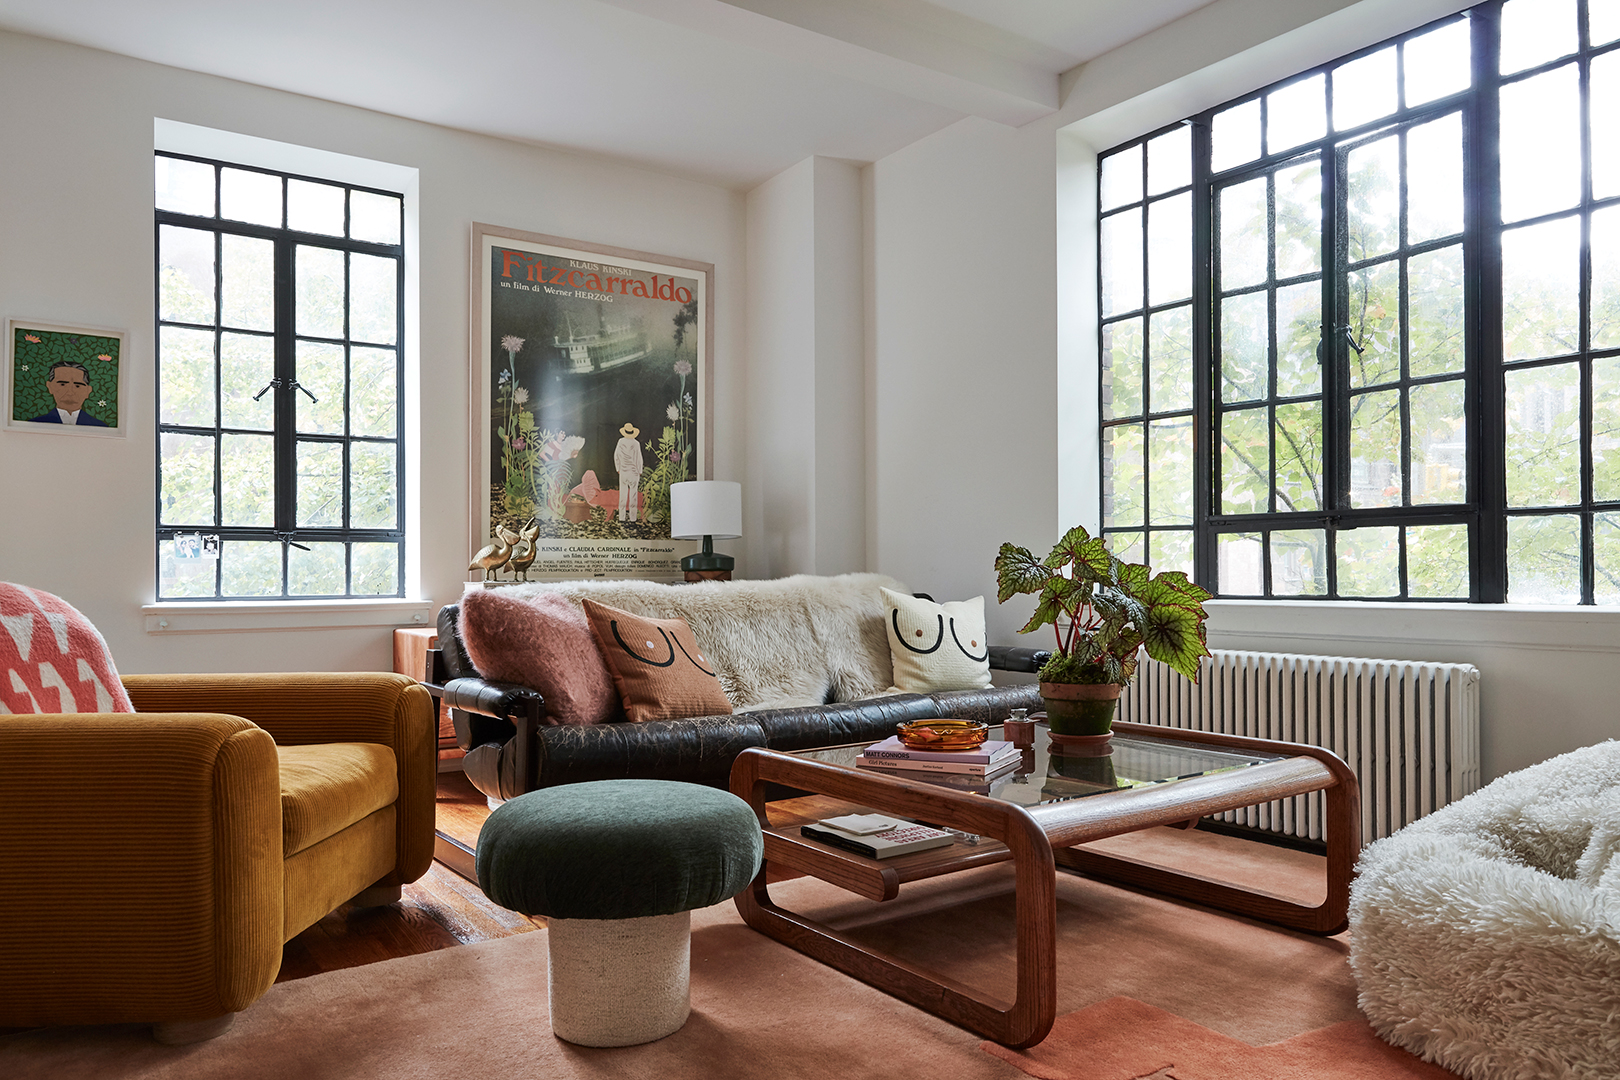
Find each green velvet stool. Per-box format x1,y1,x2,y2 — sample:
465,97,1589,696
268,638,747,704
477,779,763,1047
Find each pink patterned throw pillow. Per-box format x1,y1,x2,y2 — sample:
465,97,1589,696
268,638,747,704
457,589,621,725
0,583,134,714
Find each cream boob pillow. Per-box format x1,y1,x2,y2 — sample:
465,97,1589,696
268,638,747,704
881,587,992,693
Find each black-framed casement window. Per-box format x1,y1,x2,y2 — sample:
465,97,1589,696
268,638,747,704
154,153,405,599
1099,0,1620,605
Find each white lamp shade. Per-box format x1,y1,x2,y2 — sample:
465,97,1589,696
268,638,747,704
669,481,742,540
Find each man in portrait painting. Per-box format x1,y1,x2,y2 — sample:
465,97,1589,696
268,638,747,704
28,362,107,426
614,421,644,523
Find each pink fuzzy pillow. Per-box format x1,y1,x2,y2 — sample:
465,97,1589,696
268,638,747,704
457,589,621,725
0,582,134,714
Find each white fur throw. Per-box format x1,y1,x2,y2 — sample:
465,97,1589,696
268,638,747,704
489,573,908,711
1348,739,1620,1080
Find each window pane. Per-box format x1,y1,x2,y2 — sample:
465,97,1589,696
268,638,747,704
221,540,282,597
350,442,397,529
156,156,214,216
1594,0,1620,47
1274,400,1323,512
1350,389,1402,507
1146,126,1191,195
1275,279,1322,397
1596,514,1620,604
350,253,398,345
1589,203,1620,350
350,346,398,438
350,190,402,245
1502,216,1580,361
1338,526,1400,596
220,332,275,431
1499,0,1576,75
351,542,400,596
221,433,274,527
296,246,346,339
1219,177,1268,290
1505,362,1582,507
1270,529,1326,595
296,340,346,434
159,225,215,325
1409,380,1467,504
1148,306,1193,413
1595,357,1620,501
1149,417,1193,525
1100,210,1143,317
1403,18,1471,107
1266,74,1326,153
289,543,346,596
1274,160,1322,278
297,441,344,527
1408,245,1465,377
1102,319,1143,419
1220,291,1268,402
159,326,215,427
1333,46,1397,131
220,167,281,227
1407,524,1470,598
1148,192,1192,305
1217,533,1264,594
1347,134,1399,263
1150,530,1194,578
288,179,345,236
1100,144,1142,210
1212,98,1261,172
1220,407,1270,513
1591,51,1620,199
1499,65,1580,223
1407,112,1463,244
1107,531,1145,567
159,538,215,599
160,432,215,525
1507,514,1581,603
220,234,274,332
1104,424,1144,527
1347,260,1400,387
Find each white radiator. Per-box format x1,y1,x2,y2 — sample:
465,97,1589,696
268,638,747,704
1117,650,1481,846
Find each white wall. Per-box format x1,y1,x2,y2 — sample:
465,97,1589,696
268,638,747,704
0,30,746,675
863,0,1620,779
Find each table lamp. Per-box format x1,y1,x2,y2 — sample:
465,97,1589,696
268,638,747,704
670,480,741,580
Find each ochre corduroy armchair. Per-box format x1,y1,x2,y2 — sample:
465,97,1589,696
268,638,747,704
0,672,435,1044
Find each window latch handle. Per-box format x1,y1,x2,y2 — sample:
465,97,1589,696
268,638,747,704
251,378,318,403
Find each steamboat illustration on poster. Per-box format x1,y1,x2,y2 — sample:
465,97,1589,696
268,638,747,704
476,233,706,582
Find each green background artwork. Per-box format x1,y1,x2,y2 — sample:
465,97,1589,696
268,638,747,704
10,326,121,426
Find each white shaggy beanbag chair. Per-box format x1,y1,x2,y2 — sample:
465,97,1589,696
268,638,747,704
1349,740,1620,1080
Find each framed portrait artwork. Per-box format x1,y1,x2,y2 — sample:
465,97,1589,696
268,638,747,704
4,319,128,437
469,224,713,582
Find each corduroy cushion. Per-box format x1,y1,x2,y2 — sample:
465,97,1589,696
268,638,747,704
581,600,733,723
276,743,399,857
457,589,621,725
476,779,762,920
0,582,133,713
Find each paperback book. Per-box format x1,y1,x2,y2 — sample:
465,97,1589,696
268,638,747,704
861,736,1013,764
855,744,1019,775
799,814,956,859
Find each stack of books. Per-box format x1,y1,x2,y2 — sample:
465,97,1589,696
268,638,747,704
855,735,1020,790
799,813,956,859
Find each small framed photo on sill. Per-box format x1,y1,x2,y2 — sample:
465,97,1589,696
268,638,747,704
4,319,128,437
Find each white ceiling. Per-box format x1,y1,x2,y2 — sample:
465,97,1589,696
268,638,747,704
0,0,1213,188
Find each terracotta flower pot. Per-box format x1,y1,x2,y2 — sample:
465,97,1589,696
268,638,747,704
1039,681,1122,736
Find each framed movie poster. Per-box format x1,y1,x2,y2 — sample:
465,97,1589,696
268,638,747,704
4,319,127,437
470,224,712,582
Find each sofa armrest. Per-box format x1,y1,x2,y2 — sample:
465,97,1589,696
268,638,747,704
121,672,436,888
988,646,1051,674
0,714,282,1026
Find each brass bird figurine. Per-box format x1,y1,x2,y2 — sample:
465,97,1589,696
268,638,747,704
468,525,520,581
507,520,540,581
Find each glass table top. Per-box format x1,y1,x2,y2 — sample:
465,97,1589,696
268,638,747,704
791,724,1282,811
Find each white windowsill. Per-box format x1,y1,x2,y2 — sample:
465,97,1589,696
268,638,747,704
142,599,434,634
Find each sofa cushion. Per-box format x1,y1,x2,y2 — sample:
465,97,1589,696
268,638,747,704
582,600,734,723
457,588,620,725
881,588,992,693
0,582,133,714
277,742,399,857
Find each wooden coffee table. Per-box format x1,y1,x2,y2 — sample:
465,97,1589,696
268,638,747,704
729,721,1360,1048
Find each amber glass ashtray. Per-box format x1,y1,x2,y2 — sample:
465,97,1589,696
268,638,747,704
895,719,990,750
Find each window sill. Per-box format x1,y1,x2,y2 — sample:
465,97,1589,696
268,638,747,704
143,599,434,634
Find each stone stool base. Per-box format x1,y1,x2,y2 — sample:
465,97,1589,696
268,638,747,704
546,911,691,1047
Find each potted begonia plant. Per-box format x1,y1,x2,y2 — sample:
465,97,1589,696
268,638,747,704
994,525,1212,735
